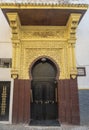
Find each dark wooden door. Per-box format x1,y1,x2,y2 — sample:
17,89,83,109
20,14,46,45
31,58,58,121
31,81,57,120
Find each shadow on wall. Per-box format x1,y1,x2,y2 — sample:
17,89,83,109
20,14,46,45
79,90,89,125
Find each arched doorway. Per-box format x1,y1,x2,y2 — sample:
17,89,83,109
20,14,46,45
30,57,59,124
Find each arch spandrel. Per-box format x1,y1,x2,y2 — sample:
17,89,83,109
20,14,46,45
22,50,62,80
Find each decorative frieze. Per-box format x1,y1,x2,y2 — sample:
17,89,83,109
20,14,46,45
0,3,88,9
21,29,67,40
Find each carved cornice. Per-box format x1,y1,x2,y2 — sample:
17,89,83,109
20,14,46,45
0,3,88,9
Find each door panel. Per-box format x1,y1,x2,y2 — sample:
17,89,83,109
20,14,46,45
31,81,58,120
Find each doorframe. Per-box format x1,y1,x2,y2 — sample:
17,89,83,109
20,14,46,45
29,56,60,121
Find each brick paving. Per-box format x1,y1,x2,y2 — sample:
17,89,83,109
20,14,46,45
0,124,89,130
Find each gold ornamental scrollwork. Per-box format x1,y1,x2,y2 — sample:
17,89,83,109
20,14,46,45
6,12,82,80
21,29,66,39
19,48,68,80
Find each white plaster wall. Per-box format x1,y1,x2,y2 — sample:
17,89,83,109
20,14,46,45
0,9,11,42
0,9,12,58
76,8,89,89
0,68,11,80
0,43,12,58
0,9,12,80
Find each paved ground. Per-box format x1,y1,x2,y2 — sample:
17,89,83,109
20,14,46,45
0,124,89,130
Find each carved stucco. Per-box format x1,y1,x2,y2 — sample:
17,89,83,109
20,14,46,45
21,28,67,40
0,3,88,9
20,47,66,79
7,12,81,79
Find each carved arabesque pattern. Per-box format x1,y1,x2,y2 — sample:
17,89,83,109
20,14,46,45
19,48,67,79
21,29,67,39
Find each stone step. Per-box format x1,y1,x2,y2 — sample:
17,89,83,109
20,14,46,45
30,120,60,126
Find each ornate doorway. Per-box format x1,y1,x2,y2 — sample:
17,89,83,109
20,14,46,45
30,57,58,123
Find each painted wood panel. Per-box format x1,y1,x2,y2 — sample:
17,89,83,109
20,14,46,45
12,79,19,123
58,78,80,124
23,80,30,123
12,79,30,123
